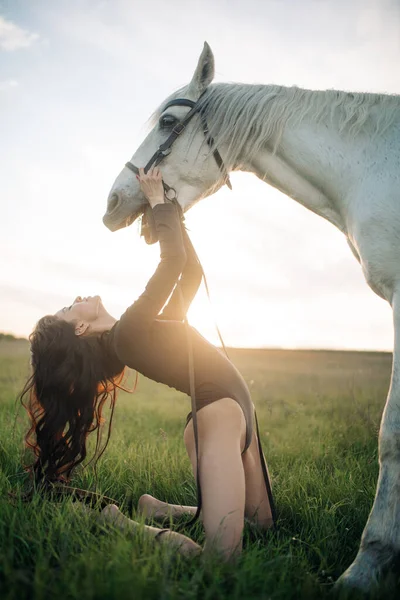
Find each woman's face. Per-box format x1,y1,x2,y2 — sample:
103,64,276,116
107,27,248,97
55,295,103,324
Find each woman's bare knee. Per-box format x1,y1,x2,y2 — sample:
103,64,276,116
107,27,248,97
184,398,247,457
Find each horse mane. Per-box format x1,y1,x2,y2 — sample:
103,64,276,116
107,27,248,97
152,83,400,168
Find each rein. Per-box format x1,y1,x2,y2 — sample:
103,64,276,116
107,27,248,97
127,94,275,529
176,227,276,529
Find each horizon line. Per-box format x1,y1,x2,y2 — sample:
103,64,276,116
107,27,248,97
0,333,392,355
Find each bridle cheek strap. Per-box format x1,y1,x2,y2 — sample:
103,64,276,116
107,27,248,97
124,96,232,203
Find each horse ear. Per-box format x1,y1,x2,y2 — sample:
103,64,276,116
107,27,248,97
186,42,215,99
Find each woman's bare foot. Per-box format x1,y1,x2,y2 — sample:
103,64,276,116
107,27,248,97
137,494,169,519
138,494,199,522
100,503,130,528
155,529,202,557
101,503,202,558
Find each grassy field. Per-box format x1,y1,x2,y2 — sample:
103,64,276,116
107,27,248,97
0,339,398,599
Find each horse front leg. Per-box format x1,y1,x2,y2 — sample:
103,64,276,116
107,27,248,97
336,292,400,592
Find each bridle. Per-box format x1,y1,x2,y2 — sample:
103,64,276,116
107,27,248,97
124,97,232,201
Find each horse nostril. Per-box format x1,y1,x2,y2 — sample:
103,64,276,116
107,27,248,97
108,193,120,214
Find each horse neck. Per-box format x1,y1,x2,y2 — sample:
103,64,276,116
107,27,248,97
242,117,360,233
246,113,368,234
204,83,393,234
244,144,348,233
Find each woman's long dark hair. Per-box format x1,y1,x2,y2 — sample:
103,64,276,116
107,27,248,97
20,315,127,485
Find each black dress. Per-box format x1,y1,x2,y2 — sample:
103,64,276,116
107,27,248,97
107,202,254,452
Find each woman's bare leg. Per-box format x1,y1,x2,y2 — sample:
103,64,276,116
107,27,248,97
139,424,274,538
184,397,247,560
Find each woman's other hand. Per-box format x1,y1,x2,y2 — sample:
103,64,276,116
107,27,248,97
137,167,165,208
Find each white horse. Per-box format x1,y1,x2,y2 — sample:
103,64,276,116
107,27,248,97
104,42,400,592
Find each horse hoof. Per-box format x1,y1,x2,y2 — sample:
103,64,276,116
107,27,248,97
334,551,385,597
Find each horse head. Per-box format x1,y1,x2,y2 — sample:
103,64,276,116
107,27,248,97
103,42,229,233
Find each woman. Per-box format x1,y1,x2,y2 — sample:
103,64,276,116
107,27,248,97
21,167,274,559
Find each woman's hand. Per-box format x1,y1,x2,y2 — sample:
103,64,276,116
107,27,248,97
137,167,164,208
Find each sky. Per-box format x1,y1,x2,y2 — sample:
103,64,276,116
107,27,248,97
1,0,399,349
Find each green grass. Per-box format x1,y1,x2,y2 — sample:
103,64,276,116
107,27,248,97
0,340,398,599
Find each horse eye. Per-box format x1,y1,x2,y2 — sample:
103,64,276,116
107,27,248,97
159,114,177,129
